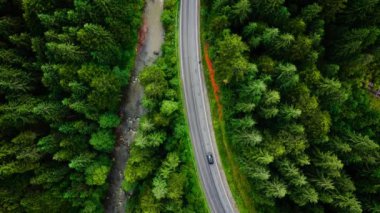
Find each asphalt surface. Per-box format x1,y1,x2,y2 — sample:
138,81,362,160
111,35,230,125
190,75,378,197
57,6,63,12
179,1,238,212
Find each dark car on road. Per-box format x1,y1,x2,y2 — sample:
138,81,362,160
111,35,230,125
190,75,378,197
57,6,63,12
206,153,214,164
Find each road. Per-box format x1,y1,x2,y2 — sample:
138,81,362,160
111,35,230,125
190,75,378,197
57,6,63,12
179,0,238,212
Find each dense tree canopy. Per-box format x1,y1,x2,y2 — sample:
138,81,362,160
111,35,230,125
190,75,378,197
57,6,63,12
1,0,208,212
123,0,208,212
0,0,143,211
205,0,380,212
2,0,380,212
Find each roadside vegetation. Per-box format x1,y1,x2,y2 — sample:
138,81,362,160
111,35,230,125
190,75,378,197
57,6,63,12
0,0,142,211
123,0,209,212
202,42,256,212
203,0,380,212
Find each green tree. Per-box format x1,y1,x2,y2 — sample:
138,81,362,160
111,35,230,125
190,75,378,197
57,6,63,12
85,163,110,185
140,65,168,98
214,30,250,83
89,130,115,152
152,177,167,200
99,113,120,128
264,178,287,198
160,100,179,116
301,3,322,22
275,63,299,89
319,0,347,22
45,42,85,63
231,0,251,24
77,24,120,65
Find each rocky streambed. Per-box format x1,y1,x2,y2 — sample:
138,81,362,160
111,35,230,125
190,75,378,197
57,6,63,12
104,0,164,212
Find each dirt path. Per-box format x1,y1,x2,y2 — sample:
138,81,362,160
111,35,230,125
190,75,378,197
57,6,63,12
104,1,164,212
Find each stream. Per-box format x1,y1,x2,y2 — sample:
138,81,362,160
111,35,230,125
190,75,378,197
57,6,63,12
104,0,164,212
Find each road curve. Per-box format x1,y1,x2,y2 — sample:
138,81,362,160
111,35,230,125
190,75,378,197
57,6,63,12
179,0,238,212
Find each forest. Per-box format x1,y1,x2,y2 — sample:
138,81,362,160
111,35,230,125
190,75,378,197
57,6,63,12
204,0,380,212
0,0,143,211
0,0,207,212
123,0,208,212
2,0,380,212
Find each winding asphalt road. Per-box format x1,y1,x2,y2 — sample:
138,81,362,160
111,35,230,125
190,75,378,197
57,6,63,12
179,0,238,212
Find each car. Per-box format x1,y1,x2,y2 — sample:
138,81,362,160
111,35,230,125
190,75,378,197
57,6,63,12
206,153,214,164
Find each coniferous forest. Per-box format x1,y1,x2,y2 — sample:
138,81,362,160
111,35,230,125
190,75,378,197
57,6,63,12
0,0,142,211
1,0,206,212
1,0,380,212
204,0,380,212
